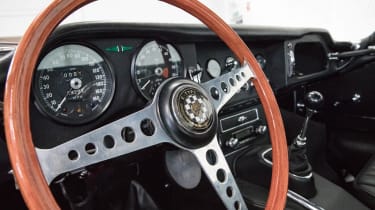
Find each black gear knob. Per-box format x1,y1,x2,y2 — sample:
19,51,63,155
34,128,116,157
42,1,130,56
304,91,324,111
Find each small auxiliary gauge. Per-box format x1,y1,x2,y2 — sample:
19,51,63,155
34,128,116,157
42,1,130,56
206,59,221,78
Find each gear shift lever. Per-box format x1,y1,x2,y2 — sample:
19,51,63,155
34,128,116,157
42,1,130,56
289,91,324,177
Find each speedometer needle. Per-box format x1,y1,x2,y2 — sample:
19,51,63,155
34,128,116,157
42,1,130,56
55,97,67,112
55,88,72,112
141,80,151,90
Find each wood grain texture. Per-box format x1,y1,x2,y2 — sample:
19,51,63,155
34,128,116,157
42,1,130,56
4,0,288,210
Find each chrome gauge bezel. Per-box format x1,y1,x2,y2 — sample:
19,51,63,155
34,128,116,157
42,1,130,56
131,40,185,100
32,43,116,125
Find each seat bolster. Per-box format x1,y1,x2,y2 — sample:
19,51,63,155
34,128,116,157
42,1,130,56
354,155,375,208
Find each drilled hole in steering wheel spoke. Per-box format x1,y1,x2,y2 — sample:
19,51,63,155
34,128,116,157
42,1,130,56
140,119,155,136
210,87,220,100
234,200,241,210
103,135,115,149
122,127,135,143
221,82,229,93
206,149,217,165
229,78,236,86
226,186,234,197
236,74,241,81
68,150,79,161
85,143,97,155
216,168,226,183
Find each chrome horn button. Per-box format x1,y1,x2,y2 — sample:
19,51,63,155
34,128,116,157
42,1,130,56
158,78,217,149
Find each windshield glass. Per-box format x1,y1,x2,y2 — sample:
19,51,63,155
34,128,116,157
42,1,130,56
1,0,374,42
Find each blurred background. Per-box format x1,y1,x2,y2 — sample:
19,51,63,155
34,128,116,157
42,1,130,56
1,0,374,42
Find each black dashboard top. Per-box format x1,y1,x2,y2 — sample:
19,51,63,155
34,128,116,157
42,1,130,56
49,22,335,43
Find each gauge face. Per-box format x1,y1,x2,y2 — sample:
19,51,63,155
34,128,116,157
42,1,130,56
206,59,221,78
33,44,115,124
132,41,184,100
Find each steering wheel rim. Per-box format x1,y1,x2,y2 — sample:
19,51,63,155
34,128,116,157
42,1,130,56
4,0,288,209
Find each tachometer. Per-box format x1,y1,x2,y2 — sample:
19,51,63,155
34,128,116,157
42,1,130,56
33,44,115,125
132,41,184,100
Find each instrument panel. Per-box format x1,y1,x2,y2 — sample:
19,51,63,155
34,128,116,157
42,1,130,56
33,41,187,125
32,39,260,128
30,32,265,149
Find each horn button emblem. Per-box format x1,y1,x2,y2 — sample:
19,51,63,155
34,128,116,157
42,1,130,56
184,95,209,124
159,79,217,148
176,88,213,131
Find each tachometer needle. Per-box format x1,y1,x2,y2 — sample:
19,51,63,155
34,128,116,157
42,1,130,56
141,80,151,90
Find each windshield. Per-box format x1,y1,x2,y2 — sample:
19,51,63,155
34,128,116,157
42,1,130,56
1,0,374,42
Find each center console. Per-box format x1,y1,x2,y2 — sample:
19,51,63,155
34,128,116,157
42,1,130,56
236,146,369,210
218,99,269,156
218,102,369,210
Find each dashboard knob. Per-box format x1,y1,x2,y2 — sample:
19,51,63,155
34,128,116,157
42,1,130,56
255,125,267,135
226,137,239,148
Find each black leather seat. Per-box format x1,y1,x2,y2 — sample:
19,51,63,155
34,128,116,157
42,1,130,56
354,155,375,208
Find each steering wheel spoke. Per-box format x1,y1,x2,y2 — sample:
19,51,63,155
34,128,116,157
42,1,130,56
201,62,255,112
189,137,248,210
36,104,171,184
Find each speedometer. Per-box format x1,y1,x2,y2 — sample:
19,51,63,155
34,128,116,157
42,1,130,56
33,44,115,125
132,41,184,100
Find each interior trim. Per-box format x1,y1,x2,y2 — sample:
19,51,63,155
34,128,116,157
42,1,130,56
287,190,325,210
261,148,313,179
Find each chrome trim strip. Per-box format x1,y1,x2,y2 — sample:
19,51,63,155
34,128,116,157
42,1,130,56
261,148,313,179
220,108,259,133
0,46,15,52
287,190,325,210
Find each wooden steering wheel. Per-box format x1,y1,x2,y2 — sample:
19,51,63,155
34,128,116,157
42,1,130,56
4,0,288,209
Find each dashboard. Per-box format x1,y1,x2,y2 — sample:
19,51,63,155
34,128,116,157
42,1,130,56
27,23,339,155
